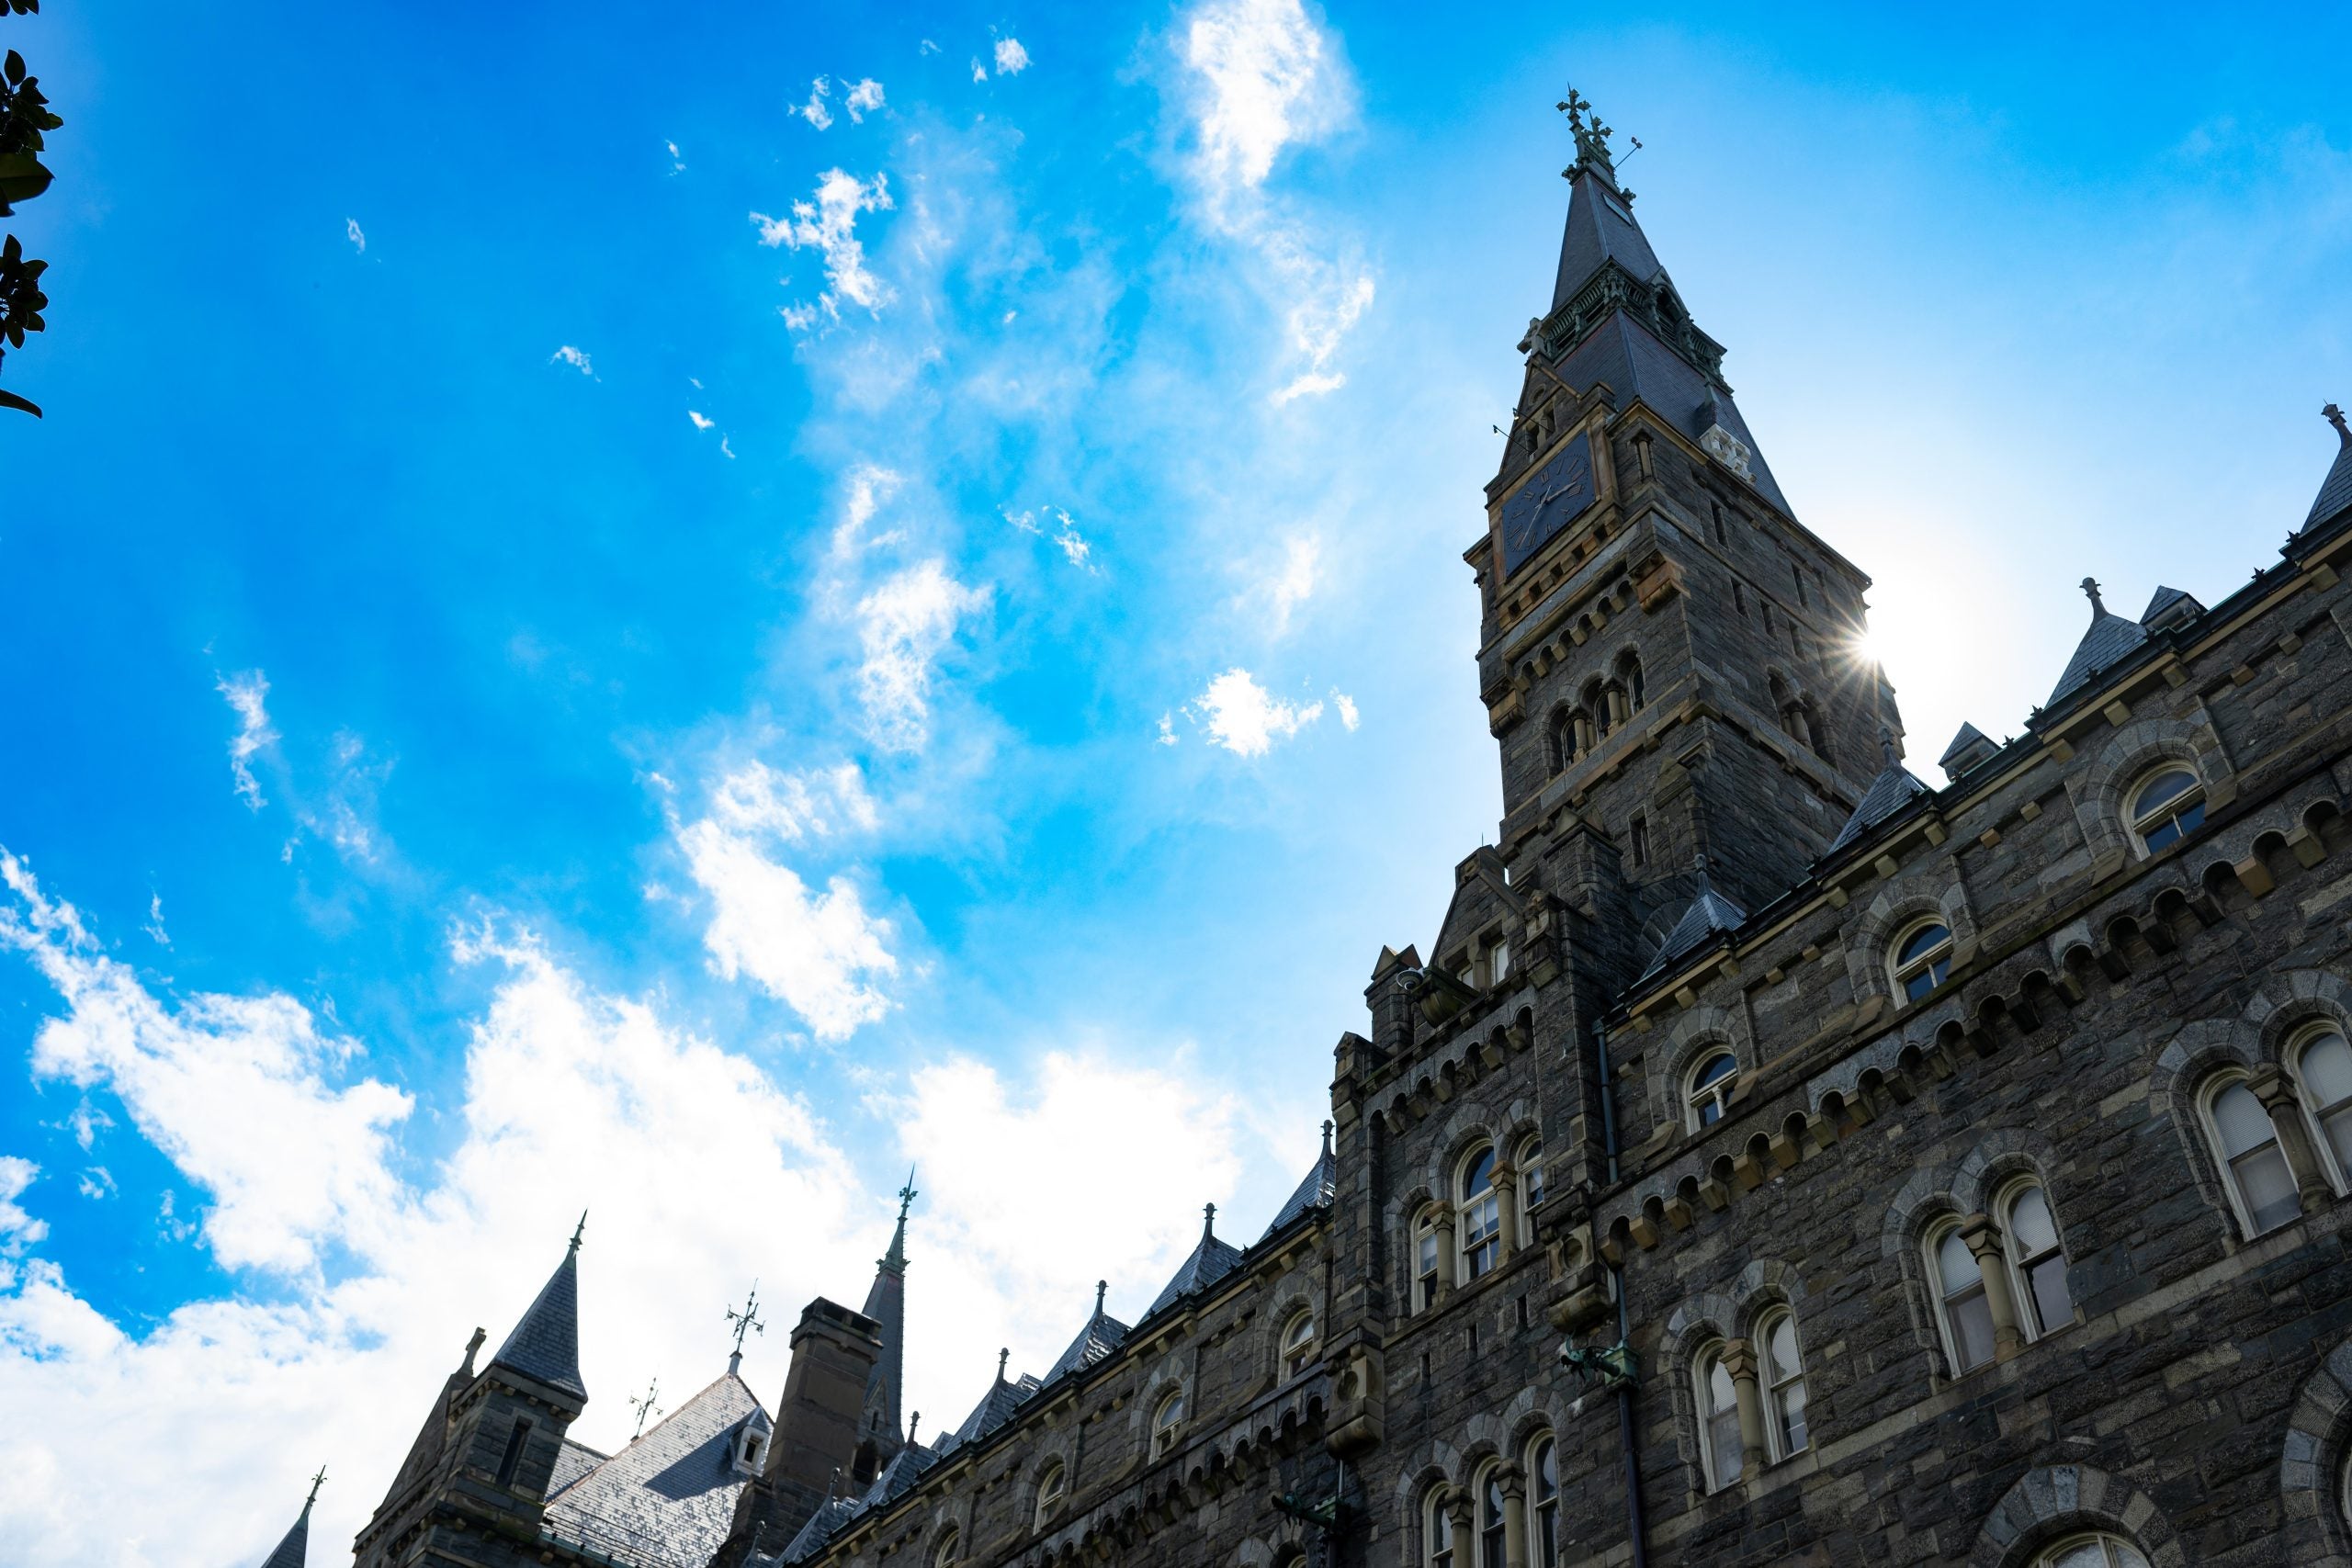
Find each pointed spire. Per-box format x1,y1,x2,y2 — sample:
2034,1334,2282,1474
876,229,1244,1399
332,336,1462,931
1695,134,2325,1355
726,1281,764,1375
2307,401,2352,533
858,1179,914,1458
2049,573,2152,705
257,1472,322,1568
2081,576,2105,617
489,1229,586,1400
570,1210,587,1255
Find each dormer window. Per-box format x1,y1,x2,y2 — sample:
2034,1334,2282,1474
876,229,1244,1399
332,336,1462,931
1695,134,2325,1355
2127,767,2205,853
731,1414,772,1476
1891,921,1953,1003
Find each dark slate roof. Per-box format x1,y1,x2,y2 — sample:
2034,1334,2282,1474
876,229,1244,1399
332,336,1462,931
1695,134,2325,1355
1142,1224,1245,1322
1551,167,1665,313
2307,416,2352,531
944,1371,1043,1450
1550,311,1793,516
857,1209,908,1453
1042,1294,1131,1385
257,1500,311,1568
2140,585,2199,626
858,1440,938,1510
1636,874,1748,983
547,1437,608,1502
1261,1130,1336,1239
2047,606,2150,708
778,1497,862,1565
491,1247,585,1399
540,1369,766,1568
1826,755,1932,858
1937,722,1990,770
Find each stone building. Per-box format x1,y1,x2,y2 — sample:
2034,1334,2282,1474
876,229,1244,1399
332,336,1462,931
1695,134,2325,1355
311,96,2352,1568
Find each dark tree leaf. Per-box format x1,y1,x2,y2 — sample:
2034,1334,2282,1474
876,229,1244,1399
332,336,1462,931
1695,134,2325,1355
0,387,40,418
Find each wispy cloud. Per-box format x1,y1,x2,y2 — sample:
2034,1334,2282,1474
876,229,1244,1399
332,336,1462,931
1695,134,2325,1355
143,893,169,947
344,218,366,254
215,671,277,811
0,1157,46,1254
854,560,989,752
1333,690,1360,730
970,56,989,85
844,78,885,122
687,410,715,430
1242,531,1319,633
1004,504,1099,573
755,169,896,322
797,75,835,130
993,38,1031,75
549,344,595,378
665,139,685,174
1189,667,1322,756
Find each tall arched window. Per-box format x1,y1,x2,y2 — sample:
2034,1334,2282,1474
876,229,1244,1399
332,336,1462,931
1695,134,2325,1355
1422,1484,1454,1568
1685,1051,1737,1131
2127,767,2205,853
2032,1534,2151,1568
1413,1205,1442,1312
2205,1076,2299,1235
1516,1133,1546,1231
2295,1026,2352,1188
1546,708,1573,775
1526,1434,1560,1568
1629,814,1651,868
1475,1461,1506,1568
1458,1145,1501,1281
1928,1221,1995,1373
1280,1306,1317,1378
1757,1309,1808,1460
933,1525,960,1567
1150,1387,1184,1460
1999,1181,2073,1338
1890,920,1953,1003
1693,1340,1742,1490
1583,681,1609,739
1033,1461,1065,1530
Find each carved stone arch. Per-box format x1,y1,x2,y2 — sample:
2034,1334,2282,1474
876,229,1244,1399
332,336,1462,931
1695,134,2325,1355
1264,1273,1320,1378
1394,1456,1458,1566
1731,1257,1802,1334
1646,1004,1744,1136
2150,1016,2266,1239
1422,1097,1504,1202
2076,714,2229,862
2244,967,2352,1063
1951,1126,2066,1217
1848,882,1976,998
1875,1162,1966,1369
1132,1356,1190,1449
1966,1462,2186,1567
2279,1336,2352,1565
1659,1291,1741,1368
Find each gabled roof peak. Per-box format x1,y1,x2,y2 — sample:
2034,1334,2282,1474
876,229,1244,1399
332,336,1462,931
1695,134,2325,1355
489,1233,585,1400
2046,575,2152,708
1824,745,1931,860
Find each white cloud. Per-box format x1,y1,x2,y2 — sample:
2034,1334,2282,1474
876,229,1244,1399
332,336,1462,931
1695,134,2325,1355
1190,667,1322,757
688,409,715,430
1003,505,1098,573
831,465,902,559
920,38,942,55
1156,712,1179,746
345,218,366,254
1246,531,1318,632
75,1168,114,1201
854,559,989,752
215,671,277,811
993,38,1031,75
665,139,684,174
0,852,412,1275
142,894,167,948
781,301,819,332
753,168,896,320
797,75,834,130
970,56,989,84
844,78,885,122
550,344,595,378
1334,691,1359,730
720,435,737,460
0,1158,46,1254
673,763,897,1040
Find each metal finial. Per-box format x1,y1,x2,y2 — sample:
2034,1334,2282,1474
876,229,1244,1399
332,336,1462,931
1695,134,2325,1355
629,1378,662,1439
569,1210,588,1256
305,1465,328,1510
908,1411,921,1444
727,1281,765,1365
2080,577,2105,615
1203,1201,1217,1239
1320,1118,1335,1156
996,1347,1011,1382
1094,1280,1108,1314
2327,402,2349,447
897,1166,920,1220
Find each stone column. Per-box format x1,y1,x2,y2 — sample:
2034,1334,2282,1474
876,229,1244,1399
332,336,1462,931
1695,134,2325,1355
1434,1213,1459,1303
1447,1486,1476,1568
1960,1214,2026,1361
1608,688,1631,727
2250,1064,2337,1210
1493,1162,1521,1262
1719,1338,1768,1478
1499,1464,1529,1568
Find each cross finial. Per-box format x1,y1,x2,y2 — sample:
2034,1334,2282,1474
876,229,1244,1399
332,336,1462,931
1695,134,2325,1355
568,1210,588,1256
1555,85,1620,178
996,1346,1010,1382
628,1378,662,1439
305,1464,328,1511
2080,577,2105,615
897,1166,920,1221
2327,402,2349,447
726,1281,765,1368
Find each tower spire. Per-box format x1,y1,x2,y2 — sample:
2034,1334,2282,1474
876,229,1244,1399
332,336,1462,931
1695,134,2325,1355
257,1471,323,1568
855,1177,916,1463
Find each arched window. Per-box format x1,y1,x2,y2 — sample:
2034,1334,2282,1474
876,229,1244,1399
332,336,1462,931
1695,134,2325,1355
2031,1534,2151,1568
1473,1461,1506,1568
1033,1461,1065,1529
1516,1133,1546,1228
1149,1387,1184,1460
2294,1026,2352,1188
1890,920,1953,1004
1280,1307,1317,1378
933,1525,961,1567
1422,1483,1454,1568
1757,1308,1808,1459
1458,1145,1501,1281
2205,1076,2298,1235
1413,1205,1442,1312
1685,1051,1737,1131
1999,1181,2074,1338
1526,1433,1560,1567
1693,1340,1742,1490
1583,681,1608,739
1802,701,1831,761
1630,814,1651,868
1928,1221,1995,1373
2127,767,2205,853
1546,708,1573,775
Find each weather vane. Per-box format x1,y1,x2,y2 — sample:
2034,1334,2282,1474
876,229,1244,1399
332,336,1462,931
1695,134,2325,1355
628,1378,662,1439
727,1281,766,1362
305,1464,328,1509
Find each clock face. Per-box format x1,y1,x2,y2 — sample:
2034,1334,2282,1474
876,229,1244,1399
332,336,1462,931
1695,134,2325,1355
1499,430,1595,579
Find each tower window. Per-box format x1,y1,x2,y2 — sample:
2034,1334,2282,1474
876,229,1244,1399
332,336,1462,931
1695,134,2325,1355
1457,1144,1501,1280
1758,1308,1809,1458
1693,1340,1741,1490
1711,502,1727,547
1999,1180,2074,1337
1413,1206,1442,1311
1928,1222,1995,1373
1733,581,1746,617
1516,1133,1546,1223
1630,816,1650,868
1527,1433,1560,1566
1476,1461,1507,1568
2294,1026,2352,1187
2204,1075,2298,1235
495,1416,533,1487
1150,1387,1185,1459
1033,1460,1066,1529
1891,921,1953,1002
2031,1534,2151,1568
1685,1052,1737,1130
2127,767,2205,853
1423,1484,1453,1568
1280,1307,1318,1378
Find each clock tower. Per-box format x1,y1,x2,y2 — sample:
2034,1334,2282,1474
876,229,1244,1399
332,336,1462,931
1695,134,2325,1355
1471,92,1899,938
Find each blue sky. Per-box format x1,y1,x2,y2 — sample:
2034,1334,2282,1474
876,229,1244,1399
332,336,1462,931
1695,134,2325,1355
2,2,2348,1561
